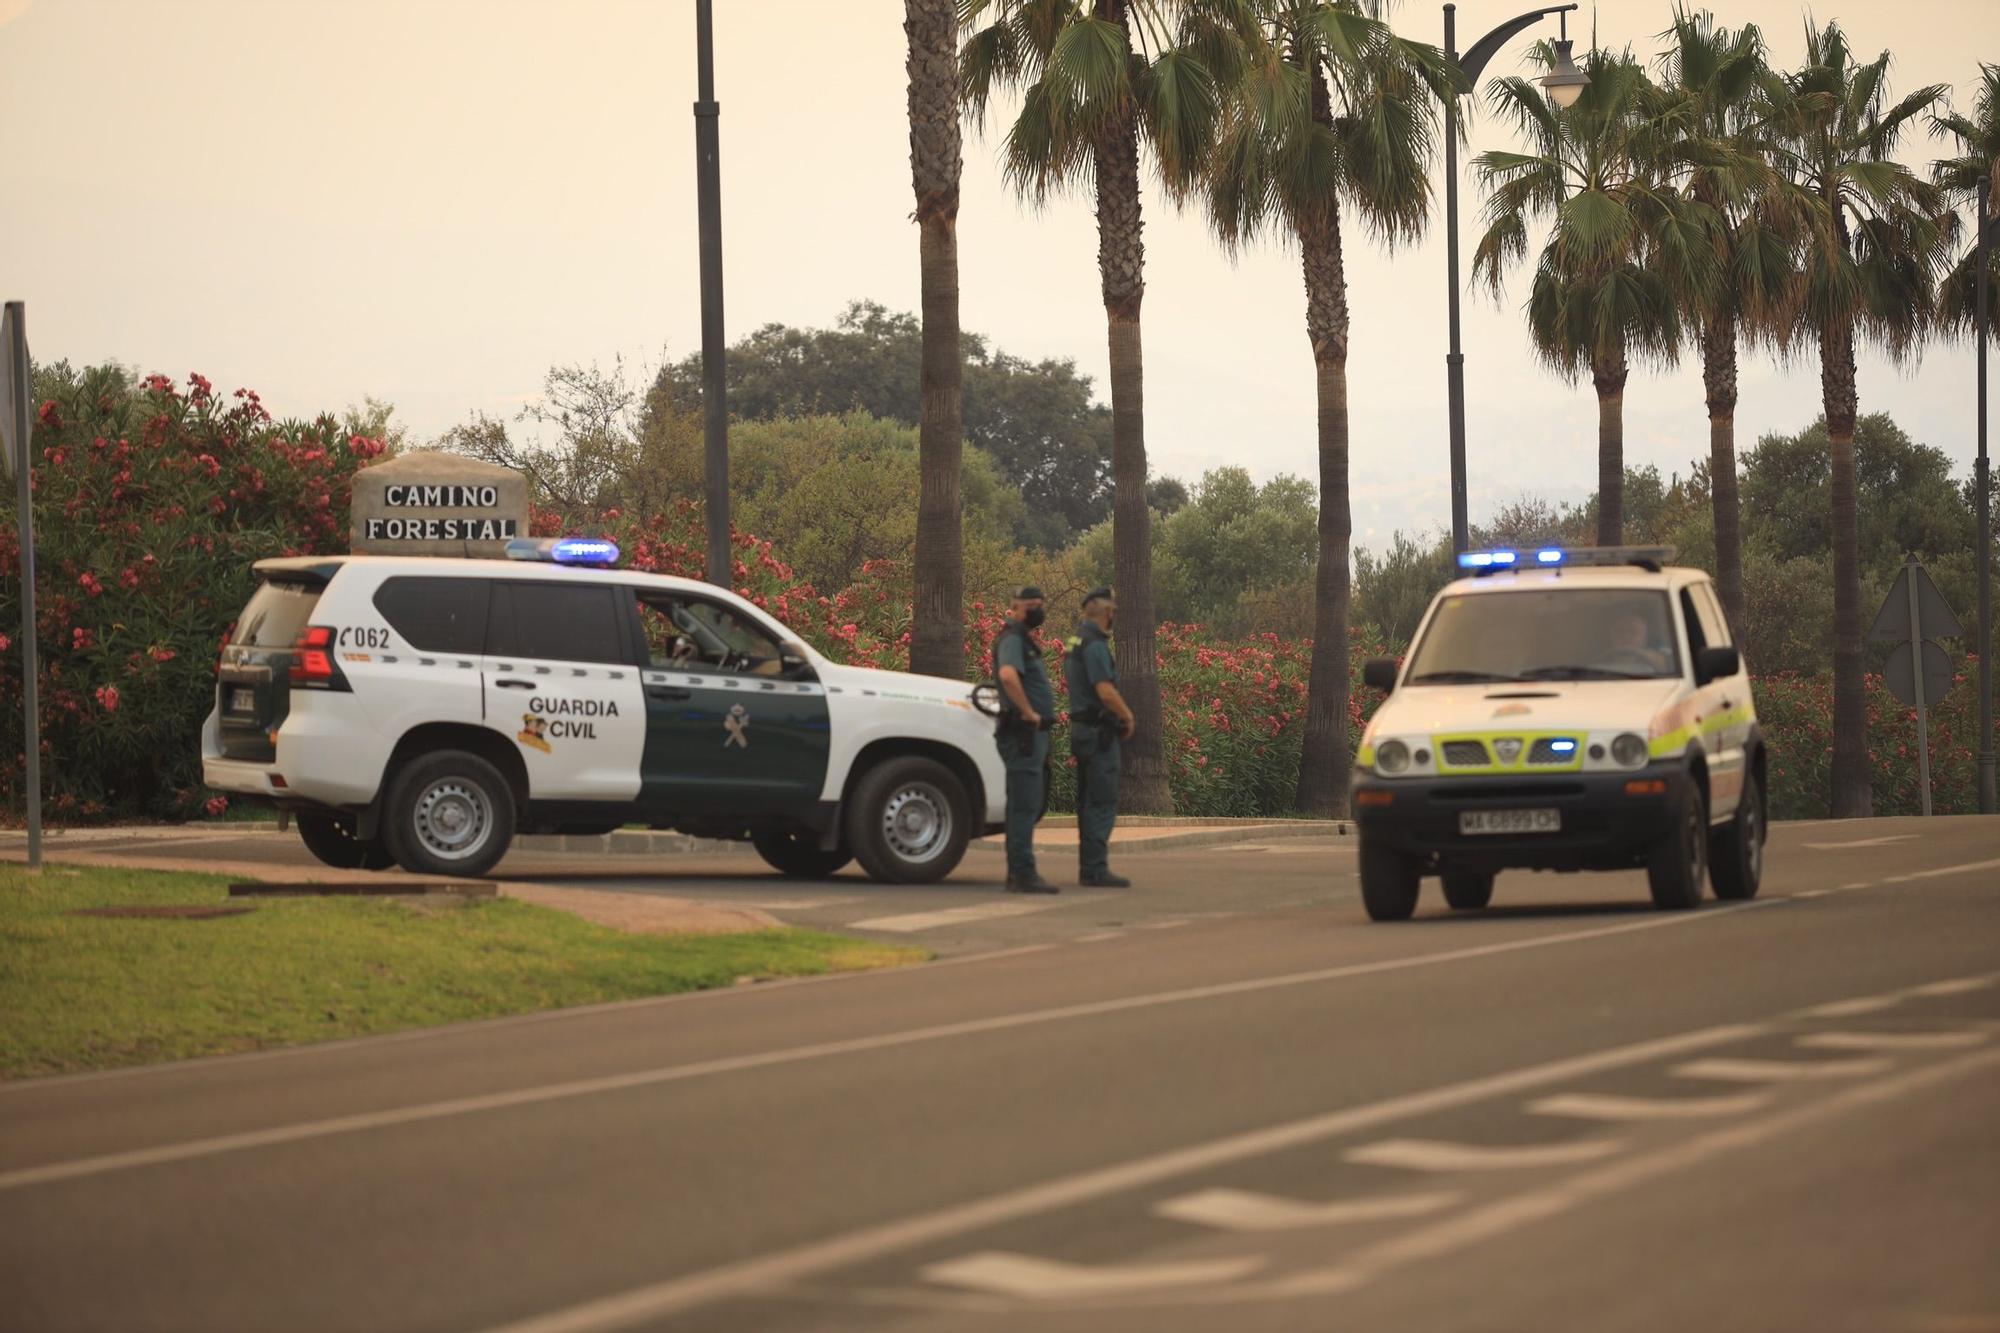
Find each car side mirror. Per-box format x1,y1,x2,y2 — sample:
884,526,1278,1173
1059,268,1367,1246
1695,645,1740,686
779,642,815,680
1362,658,1399,694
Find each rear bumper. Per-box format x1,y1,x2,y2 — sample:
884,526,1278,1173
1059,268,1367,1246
199,704,384,809
1352,764,1689,873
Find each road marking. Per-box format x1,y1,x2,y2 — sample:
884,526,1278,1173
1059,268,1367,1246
1906,975,1996,997
1882,857,2000,884
922,1252,1262,1299
849,901,1073,933
1141,919,1192,930
1154,1188,1460,1232
1527,1092,1769,1122
1799,835,1915,849
1345,1138,1623,1172
1673,1056,1893,1082
700,896,864,910
1836,882,1873,890
476,1023,1760,1333
1797,1030,1989,1052
1797,995,1902,1018
1,904,1779,1191
1262,1045,2000,1305
1795,889,1834,899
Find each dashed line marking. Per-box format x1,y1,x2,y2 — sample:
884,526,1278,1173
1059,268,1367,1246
1075,931,1124,944
1673,1056,1893,1083
1800,835,1915,850
1907,975,1997,997
1140,920,1192,931
1527,1092,1769,1122
1882,857,2000,884
921,1252,1263,1299
1837,882,1873,890
1797,1030,1989,1053
1345,1138,1623,1172
1798,995,1902,1018
1795,889,1834,899
1154,1188,1461,1232
849,901,1074,933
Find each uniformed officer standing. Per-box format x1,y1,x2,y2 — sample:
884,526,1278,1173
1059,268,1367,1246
1064,586,1135,887
992,585,1060,894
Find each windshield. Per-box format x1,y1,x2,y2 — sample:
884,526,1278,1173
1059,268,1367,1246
1404,588,1682,683
231,580,323,650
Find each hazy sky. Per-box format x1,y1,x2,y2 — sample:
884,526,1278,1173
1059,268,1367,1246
3,0,1996,549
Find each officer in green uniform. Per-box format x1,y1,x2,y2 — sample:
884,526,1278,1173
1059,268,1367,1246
992,585,1060,894
1064,586,1135,887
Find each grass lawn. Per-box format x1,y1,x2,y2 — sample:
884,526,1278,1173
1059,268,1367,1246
0,864,923,1078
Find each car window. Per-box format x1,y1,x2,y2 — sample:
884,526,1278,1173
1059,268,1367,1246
493,583,626,665
373,577,490,655
1694,582,1732,648
635,593,785,676
231,579,323,649
1404,588,1682,683
1679,588,1713,662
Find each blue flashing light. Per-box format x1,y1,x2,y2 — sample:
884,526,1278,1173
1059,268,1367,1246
1548,738,1577,753
552,537,620,566
1456,548,1519,570
1536,547,1565,565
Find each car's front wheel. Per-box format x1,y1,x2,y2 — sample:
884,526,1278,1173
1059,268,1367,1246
844,757,970,884
380,750,515,879
1359,840,1422,921
753,828,853,879
1647,784,1708,911
296,809,397,871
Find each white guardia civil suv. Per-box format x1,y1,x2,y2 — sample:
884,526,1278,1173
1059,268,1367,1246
202,537,1006,882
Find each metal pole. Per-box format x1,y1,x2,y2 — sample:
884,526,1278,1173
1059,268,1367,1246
694,0,732,588
1443,3,1470,556
5,303,40,868
1977,176,1994,814
1904,559,1933,817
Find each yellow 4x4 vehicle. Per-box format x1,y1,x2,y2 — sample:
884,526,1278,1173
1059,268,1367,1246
1350,546,1765,921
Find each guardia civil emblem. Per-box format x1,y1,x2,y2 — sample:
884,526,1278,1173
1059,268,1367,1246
1493,737,1523,764
723,704,750,749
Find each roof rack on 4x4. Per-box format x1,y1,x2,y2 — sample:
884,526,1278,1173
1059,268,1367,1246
1456,545,1676,577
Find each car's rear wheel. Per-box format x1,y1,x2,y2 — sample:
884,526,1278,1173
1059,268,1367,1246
1647,784,1708,911
381,750,515,879
753,828,853,879
1441,871,1495,911
296,809,396,871
844,757,970,884
1709,772,1764,901
1359,840,1421,922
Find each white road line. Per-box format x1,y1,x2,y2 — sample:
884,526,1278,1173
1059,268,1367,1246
1796,995,1902,1018
1799,835,1915,850
1795,889,1834,899
1141,919,1192,931
3,905,1778,1192
1345,1138,1623,1172
1797,1030,1990,1052
1154,1188,1460,1232
1836,882,1873,890
922,1252,1262,1299
1906,975,1997,997
700,896,864,911
1076,932,1124,943
477,1023,1760,1333
848,900,1073,933
1673,1056,1893,1083
1882,857,2000,884
1527,1092,1769,1122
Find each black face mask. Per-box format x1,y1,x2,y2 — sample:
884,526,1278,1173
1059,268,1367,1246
1022,606,1046,630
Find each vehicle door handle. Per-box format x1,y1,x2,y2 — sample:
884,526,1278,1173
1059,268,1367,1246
495,679,536,690
648,686,692,702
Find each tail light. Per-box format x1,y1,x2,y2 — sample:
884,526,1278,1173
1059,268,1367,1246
289,625,336,685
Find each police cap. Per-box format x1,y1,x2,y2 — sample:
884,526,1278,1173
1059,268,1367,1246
1012,584,1045,601
1082,586,1115,606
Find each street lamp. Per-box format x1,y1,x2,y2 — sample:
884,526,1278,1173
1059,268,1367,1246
1441,3,1589,554
1976,175,1996,813
693,0,731,587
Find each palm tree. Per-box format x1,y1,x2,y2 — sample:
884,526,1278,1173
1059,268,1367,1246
1768,21,1952,817
1931,62,2000,336
1653,7,1801,635
962,0,1228,813
906,0,967,679
1203,1,1455,816
1472,47,1710,547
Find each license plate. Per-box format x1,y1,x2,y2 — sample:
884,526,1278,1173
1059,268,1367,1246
229,687,256,713
1459,808,1560,836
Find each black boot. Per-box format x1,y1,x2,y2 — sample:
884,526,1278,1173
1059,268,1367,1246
1006,872,1062,894
1080,869,1131,888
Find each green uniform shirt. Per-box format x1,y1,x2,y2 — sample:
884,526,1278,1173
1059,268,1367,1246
994,621,1055,720
1064,622,1117,715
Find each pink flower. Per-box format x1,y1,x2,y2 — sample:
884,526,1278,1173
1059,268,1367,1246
204,796,229,817
94,684,120,713
0,633,9,652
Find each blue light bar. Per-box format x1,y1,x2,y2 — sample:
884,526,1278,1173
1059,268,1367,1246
1548,738,1577,753
1456,549,1519,570
1536,548,1565,565
504,537,622,567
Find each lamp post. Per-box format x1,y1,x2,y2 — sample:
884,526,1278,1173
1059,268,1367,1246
1442,3,1588,554
1977,175,1995,813
693,0,731,587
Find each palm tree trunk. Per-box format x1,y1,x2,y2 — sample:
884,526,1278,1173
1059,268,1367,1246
1294,199,1352,817
1821,316,1871,817
904,0,964,680
1591,341,1628,546
1701,311,1744,634
1094,98,1171,815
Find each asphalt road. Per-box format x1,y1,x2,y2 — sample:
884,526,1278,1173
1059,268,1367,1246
3,815,1997,1332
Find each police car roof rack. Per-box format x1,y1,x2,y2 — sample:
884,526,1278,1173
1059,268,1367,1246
1457,545,1675,577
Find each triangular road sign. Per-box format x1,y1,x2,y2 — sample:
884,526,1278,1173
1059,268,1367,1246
1868,558,1964,642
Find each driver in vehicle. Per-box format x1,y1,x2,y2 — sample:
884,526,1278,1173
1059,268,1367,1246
1602,609,1672,675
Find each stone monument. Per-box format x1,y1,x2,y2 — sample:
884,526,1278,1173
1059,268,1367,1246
349,450,528,557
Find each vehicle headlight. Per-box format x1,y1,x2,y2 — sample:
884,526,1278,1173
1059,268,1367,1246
1611,733,1649,768
1376,739,1412,775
